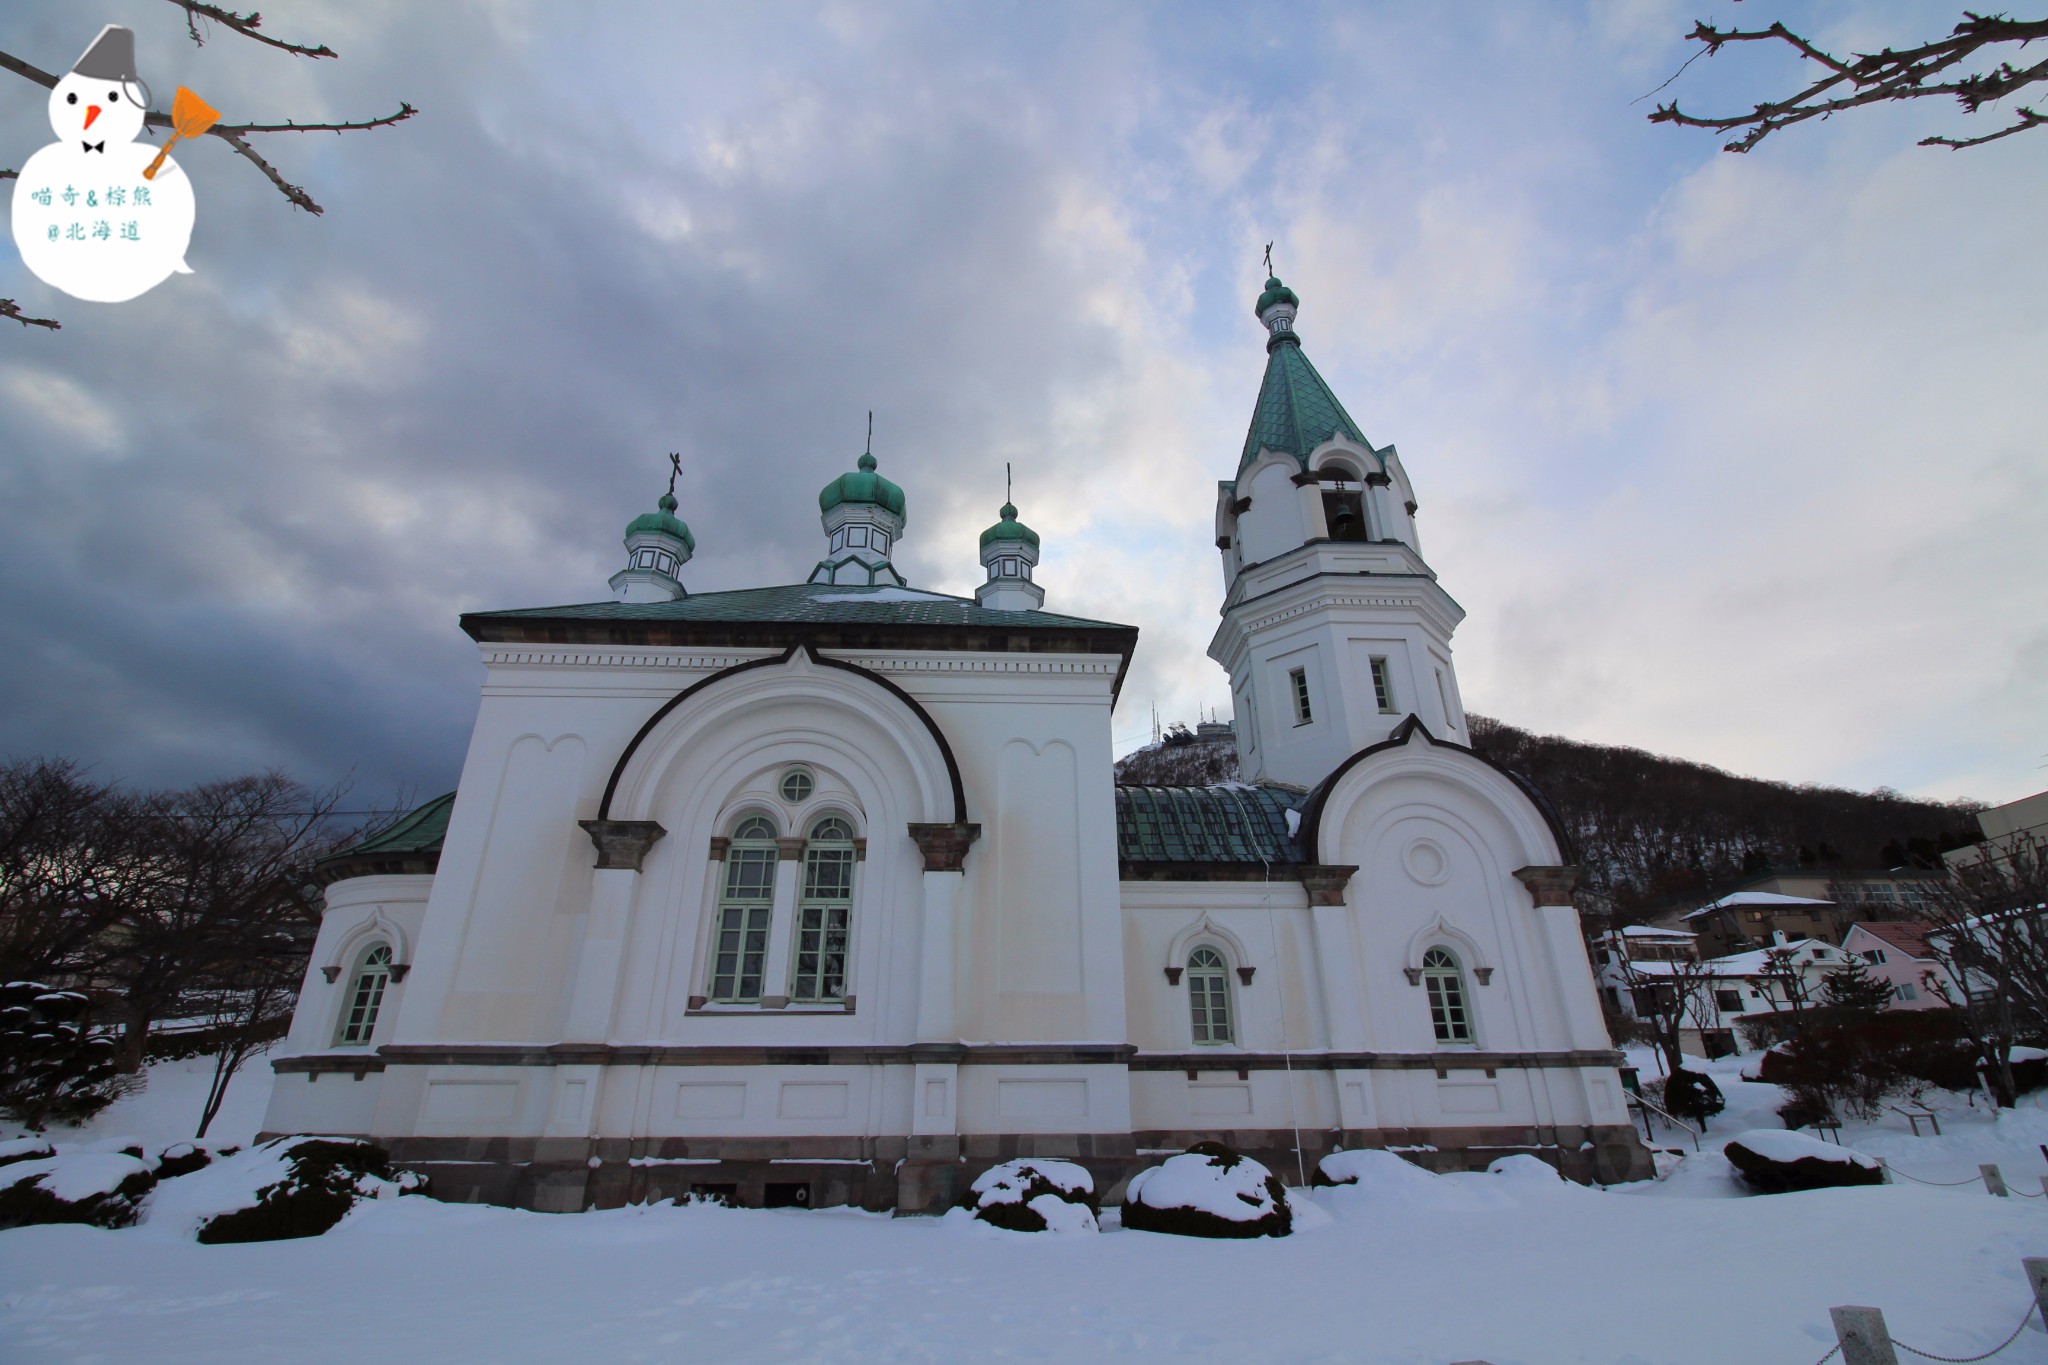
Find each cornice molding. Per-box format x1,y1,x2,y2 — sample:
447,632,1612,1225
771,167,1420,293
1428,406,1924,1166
480,647,770,672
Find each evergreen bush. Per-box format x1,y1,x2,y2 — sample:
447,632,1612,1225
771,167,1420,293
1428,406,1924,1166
196,1138,425,1244
1662,1070,1726,1129
960,1158,1099,1232
1120,1142,1291,1239
0,1153,156,1229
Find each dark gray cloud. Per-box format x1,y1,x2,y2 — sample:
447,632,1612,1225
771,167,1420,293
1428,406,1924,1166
2,1,2043,808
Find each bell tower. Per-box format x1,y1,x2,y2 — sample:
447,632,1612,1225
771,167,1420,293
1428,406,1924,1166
1210,274,1471,788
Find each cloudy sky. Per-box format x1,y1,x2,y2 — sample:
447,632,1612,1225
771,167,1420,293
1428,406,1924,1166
1,0,2042,813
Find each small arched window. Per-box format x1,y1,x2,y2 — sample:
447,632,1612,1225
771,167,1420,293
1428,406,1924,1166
1187,946,1233,1045
336,944,392,1046
1423,947,1474,1043
792,816,856,1002
711,818,780,1002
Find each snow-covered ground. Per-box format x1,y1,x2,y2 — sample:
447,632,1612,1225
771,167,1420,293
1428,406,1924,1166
5,1050,2048,1364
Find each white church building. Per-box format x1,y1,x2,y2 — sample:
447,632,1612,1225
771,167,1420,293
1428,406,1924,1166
264,275,1651,1211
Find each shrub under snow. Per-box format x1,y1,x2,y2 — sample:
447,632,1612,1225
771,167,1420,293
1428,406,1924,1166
146,1136,426,1243
1122,1142,1290,1239
1312,1147,1445,1202
1724,1129,1884,1194
962,1158,1099,1233
0,1150,157,1229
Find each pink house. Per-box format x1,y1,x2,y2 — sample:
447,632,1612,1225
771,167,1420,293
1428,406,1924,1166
1841,921,1956,1010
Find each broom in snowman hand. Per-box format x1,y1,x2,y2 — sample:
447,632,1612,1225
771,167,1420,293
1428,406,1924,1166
143,87,220,181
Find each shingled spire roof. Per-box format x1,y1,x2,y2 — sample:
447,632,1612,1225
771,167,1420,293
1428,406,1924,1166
1238,275,1370,474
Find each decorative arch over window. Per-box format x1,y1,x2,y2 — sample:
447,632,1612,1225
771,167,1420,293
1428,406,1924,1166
1164,915,1254,986
1421,946,1474,1044
334,943,393,1046
1400,913,1494,988
320,907,411,985
1187,946,1234,1045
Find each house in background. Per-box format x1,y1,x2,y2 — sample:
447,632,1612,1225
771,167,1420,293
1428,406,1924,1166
1598,932,1854,1058
1681,891,1846,958
1841,921,1955,1011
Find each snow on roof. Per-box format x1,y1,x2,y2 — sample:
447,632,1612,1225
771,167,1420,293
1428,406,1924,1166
1621,940,1842,978
1682,891,1835,919
1621,925,1696,938
1849,921,1940,959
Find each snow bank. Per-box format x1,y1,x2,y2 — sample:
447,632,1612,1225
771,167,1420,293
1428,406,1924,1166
1122,1143,1290,1239
0,1136,55,1166
963,1158,1098,1233
1314,1147,1447,1206
1486,1154,1566,1185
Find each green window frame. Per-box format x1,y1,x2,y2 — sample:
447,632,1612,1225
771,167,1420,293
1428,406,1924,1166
1423,946,1473,1043
336,943,392,1046
710,816,779,1002
1188,946,1234,1045
792,816,855,1003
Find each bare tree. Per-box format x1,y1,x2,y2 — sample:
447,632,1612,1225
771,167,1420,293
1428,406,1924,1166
3,1,415,332
1649,11,2048,152
1916,833,2048,1107
90,772,340,1074
1616,954,1722,1076
0,758,139,985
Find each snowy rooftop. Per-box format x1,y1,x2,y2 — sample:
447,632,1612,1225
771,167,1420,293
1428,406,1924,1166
1683,891,1835,919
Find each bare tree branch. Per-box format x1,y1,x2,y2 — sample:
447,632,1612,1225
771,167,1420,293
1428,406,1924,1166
1,300,62,332
170,1,338,59
207,128,321,214
1649,12,2048,152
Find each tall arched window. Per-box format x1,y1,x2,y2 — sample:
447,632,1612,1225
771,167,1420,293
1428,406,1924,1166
1423,946,1474,1043
710,816,779,1002
792,816,855,1003
1187,946,1234,1045
336,943,392,1045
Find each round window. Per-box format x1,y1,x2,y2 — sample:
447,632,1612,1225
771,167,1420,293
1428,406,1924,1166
779,768,815,804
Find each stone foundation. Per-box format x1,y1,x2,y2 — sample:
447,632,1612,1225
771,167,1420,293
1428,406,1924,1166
282,1120,1651,1214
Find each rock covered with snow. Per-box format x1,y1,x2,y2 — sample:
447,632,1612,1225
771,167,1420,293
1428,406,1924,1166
1724,1129,1883,1194
148,1136,426,1243
0,1150,157,1229
1122,1142,1290,1239
1311,1147,1449,1206
961,1158,1099,1233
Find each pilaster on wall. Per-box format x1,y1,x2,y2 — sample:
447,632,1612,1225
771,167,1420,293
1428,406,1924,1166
563,821,668,1045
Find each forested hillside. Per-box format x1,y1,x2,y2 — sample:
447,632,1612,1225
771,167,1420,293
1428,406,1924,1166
1115,716,1983,919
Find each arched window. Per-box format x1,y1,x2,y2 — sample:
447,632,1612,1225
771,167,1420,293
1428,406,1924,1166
336,944,392,1046
792,816,855,1002
1423,946,1474,1043
1187,946,1233,1045
710,817,779,1002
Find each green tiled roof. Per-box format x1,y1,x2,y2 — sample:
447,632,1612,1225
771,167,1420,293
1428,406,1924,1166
315,792,455,884
1116,784,1305,865
465,583,1127,631
1238,333,1370,474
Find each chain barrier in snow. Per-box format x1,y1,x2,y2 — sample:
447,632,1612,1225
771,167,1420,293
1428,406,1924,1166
1886,1167,1995,1188
1890,1300,2036,1362
1807,1300,2038,1363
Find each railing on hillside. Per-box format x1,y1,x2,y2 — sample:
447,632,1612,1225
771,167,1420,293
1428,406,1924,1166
1627,1090,1700,1152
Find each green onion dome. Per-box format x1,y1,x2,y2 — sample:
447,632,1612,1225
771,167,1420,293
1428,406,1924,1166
819,451,907,517
979,501,1040,551
624,490,696,553
1255,275,1299,316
